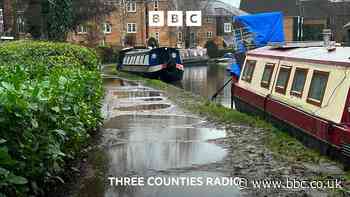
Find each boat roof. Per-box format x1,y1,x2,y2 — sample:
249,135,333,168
125,49,152,55
247,45,350,67
125,47,178,56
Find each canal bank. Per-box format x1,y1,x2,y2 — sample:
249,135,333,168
70,64,350,197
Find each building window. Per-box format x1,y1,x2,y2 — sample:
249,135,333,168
127,23,137,33
205,17,214,23
17,12,25,33
241,60,256,83
307,70,329,106
77,25,88,34
0,9,3,33
224,23,232,33
207,31,213,39
177,32,183,42
291,68,308,97
154,0,159,10
103,23,112,34
261,63,275,89
127,0,137,12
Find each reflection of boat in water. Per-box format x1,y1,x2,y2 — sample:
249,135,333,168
213,53,235,67
118,47,184,82
179,48,209,65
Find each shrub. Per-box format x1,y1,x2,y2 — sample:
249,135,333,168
96,46,120,64
205,40,219,58
0,41,103,196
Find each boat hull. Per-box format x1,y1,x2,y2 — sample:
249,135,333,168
232,84,350,166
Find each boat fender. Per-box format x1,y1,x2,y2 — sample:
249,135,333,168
263,94,271,119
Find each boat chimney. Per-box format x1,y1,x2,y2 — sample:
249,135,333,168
322,29,336,51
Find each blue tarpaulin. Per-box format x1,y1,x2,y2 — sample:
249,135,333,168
234,12,285,48
228,12,285,77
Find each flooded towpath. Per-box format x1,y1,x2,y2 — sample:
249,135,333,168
74,64,346,197
76,77,241,197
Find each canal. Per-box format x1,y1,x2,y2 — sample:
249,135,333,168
181,63,232,108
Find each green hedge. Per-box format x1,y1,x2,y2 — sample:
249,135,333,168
0,41,103,196
96,46,120,64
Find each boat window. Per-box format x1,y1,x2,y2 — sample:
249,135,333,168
307,70,329,106
144,55,149,65
261,63,275,89
139,55,145,65
128,56,132,64
135,56,141,65
275,66,291,94
129,56,133,64
123,56,128,64
291,68,308,97
241,60,256,83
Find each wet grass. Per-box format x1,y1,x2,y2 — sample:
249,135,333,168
195,102,325,163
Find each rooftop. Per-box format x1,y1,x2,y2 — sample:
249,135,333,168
247,45,350,66
202,0,247,16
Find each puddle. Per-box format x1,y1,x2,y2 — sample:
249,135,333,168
77,78,239,197
104,115,200,129
112,90,162,99
103,115,228,174
103,78,138,87
114,104,171,112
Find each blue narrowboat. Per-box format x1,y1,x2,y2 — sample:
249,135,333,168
117,47,184,82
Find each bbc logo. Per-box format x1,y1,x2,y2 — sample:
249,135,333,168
149,11,202,27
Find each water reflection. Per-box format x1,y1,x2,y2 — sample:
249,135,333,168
104,115,227,176
102,115,239,197
181,63,232,108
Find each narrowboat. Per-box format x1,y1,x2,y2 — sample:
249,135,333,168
118,47,184,82
179,48,209,65
232,44,350,164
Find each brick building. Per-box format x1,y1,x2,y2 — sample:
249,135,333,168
0,0,246,48
68,0,246,48
0,0,28,37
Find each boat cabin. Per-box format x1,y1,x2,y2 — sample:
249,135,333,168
233,45,350,155
121,48,181,69
118,47,184,82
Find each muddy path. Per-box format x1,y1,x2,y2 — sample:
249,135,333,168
72,74,347,197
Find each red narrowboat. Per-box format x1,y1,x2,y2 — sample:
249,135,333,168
232,44,350,164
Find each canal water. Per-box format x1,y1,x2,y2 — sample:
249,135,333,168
76,77,240,197
180,63,232,108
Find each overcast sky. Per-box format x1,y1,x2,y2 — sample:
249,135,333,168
221,0,241,7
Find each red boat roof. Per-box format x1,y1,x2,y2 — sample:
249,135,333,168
247,46,350,67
